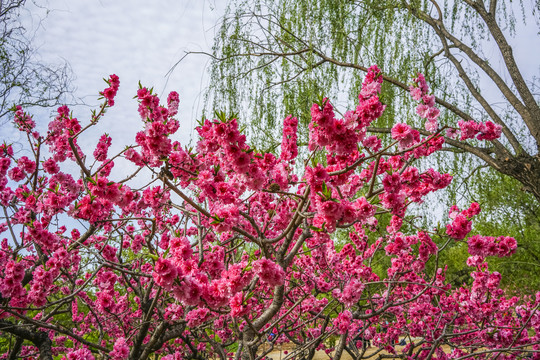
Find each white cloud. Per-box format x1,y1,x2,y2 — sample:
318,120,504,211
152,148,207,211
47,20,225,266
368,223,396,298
14,0,226,152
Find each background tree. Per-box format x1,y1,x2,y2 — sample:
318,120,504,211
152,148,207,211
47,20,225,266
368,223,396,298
201,0,540,290
0,0,72,124
205,0,540,199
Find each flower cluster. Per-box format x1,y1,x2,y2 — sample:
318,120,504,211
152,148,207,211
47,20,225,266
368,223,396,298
252,258,285,287
153,258,179,288
127,88,180,166
167,91,180,117
467,235,517,257
13,106,36,132
334,310,352,334
93,134,112,161
280,115,298,162
446,202,481,240
0,260,25,299
308,65,385,155
391,122,420,150
457,119,502,141
45,105,84,163
109,338,129,360
196,117,293,192
101,74,120,106
410,73,440,132
7,156,35,182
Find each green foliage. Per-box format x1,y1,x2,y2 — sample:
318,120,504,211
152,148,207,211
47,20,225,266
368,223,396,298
419,162,540,293
468,169,540,292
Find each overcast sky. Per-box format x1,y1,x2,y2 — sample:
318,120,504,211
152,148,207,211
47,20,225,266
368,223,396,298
10,0,226,152
2,0,538,155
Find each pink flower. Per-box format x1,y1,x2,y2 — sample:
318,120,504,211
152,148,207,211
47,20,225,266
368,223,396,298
340,279,365,307
101,244,117,262
109,74,120,90
427,107,440,121
230,292,248,318
498,236,517,257
416,104,430,118
280,115,298,162
167,91,180,116
468,235,487,256
423,94,436,107
253,258,285,287
334,310,352,334
101,74,120,106
13,106,36,131
409,86,422,101
477,121,502,141
305,164,329,191
18,156,36,173
354,197,375,222
463,202,481,218
391,123,412,141
409,74,442,133
360,65,383,99
318,201,343,222
467,255,486,267
96,291,115,312
425,119,438,133
446,128,458,139
8,167,25,182
362,135,382,152
186,307,210,327
109,337,130,360
103,87,116,106
446,214,472,240
458,119,481,140
170,236,193,260
153,258,179,287
213,204,240,232
93,134,112,161
64,348,95,360
234,152,251,172
448,205,460,219
382,172,402,193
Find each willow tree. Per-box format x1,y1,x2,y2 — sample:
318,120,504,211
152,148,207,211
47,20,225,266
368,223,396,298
199,0,540,289
0,0,72,124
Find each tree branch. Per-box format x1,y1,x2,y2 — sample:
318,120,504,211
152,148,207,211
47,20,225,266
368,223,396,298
0,321,53,360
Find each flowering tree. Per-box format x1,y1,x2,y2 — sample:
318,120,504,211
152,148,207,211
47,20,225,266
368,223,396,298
0,67,538,360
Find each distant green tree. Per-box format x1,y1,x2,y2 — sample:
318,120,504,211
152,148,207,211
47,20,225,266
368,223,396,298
467,169,540,291
423,167,540,291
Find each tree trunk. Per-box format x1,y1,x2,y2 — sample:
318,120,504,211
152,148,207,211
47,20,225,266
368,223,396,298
499,154,540,203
